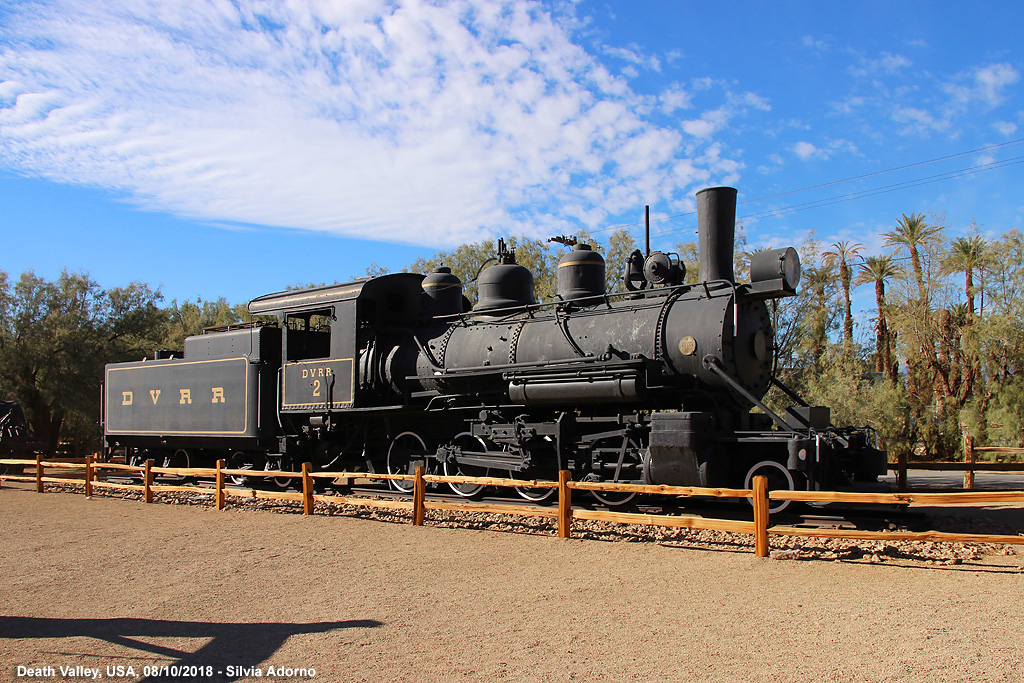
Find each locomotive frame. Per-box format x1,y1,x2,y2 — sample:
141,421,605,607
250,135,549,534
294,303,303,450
102,187,887,509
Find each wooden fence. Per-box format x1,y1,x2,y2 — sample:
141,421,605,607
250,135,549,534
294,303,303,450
2,455,1022,559
890,435,1024,490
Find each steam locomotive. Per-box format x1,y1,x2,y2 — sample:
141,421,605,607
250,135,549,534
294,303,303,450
102,187,887,509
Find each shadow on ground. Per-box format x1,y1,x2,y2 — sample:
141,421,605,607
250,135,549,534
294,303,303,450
0,615,383,681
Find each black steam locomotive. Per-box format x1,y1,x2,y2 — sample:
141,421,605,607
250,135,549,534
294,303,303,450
102,187,886,509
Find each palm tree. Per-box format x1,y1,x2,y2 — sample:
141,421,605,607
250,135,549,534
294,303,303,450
943,235,987,318
855,255,902,381
823,240,863,348
883,213,943,302
802,262,837,370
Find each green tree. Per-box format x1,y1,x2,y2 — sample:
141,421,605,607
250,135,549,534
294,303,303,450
883,212,943,303
800,258,839,372
0,270,165,453
943,234,988,318
823,240,863,350
162,297,247,350
855,255,901,381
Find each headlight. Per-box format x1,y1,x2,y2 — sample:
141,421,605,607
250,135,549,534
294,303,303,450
748,247,800,297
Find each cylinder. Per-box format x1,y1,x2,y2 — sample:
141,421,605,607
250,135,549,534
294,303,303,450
696,186,737,284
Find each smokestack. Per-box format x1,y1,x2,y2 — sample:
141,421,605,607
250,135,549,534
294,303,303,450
696,186,737,284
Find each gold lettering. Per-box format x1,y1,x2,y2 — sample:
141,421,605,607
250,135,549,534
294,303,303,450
149,389,161,404
179,389,192,405
326,367,333,376
211,387,225,403
302,368,308,379
312,379,321,397
121,391,133,406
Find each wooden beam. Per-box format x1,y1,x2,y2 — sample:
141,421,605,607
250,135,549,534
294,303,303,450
35,454,43,493
90,481,144,491
964,434,975,489
412,465,426,526
567,480,753,498
753,475,769,558
768,525,1024,545
573,509,756,535
422,500,558,518
887,461,1024,472
313,494,415,512
89,462,145,472
769,489,1024,505
85,456,93,497
38,476,87,484
143,460,153,503
308,470,415,483
558,470,572,539
423,473,559,489
148,466,217,477
301,462,314,515
896,450,907,492
0,458,37,466
215,459,225,510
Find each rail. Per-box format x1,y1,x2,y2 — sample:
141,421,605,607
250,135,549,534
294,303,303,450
2,455,1022,559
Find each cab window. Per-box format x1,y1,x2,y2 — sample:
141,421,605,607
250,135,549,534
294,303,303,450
285,309,332,361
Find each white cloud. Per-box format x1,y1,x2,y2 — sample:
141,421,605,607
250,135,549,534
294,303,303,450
793,141,827,161
944,63,1021,108
0,0,746,247
801,35,830,51
993,120,1018,136
602,43,661,73
679,89,769,140
848,51,912,78
892,106,951,135
659,85,692,114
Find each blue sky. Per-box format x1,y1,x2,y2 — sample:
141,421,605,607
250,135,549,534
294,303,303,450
2,0,1023,318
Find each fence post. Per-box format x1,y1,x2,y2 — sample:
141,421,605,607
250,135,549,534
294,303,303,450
557,470,572,539
964,433,976,490
144,459,153,503
412,465,426,526
35,454,43,493
302,462,314,516
85,455,93,498
215,459,225,510
753,475,769,558
896,449,908,492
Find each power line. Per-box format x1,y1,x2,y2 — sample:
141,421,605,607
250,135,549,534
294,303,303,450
741,137,1024,204
587,138,1024,239
647,153,1024,240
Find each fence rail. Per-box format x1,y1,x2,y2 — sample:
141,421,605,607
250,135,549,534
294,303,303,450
3,455,1023,559
889,436,1024,490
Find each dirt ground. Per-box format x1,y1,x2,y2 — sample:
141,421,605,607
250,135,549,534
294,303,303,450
2,482,1023,683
